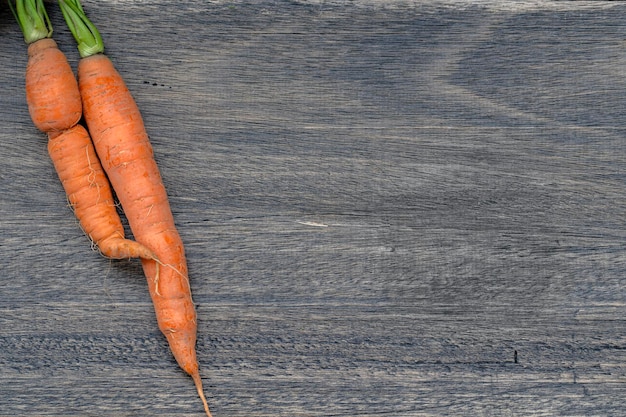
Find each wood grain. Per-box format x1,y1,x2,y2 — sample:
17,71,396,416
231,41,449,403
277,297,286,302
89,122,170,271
1,1,625,416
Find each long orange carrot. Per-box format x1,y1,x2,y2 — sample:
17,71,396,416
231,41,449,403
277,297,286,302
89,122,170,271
12,0,155,261
59,1,213,415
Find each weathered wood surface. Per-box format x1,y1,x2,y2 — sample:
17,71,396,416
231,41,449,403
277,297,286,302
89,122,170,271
1,1,625,416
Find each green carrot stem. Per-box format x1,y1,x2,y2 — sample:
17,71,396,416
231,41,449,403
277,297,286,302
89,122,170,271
9,0,53,44
58,0,104,58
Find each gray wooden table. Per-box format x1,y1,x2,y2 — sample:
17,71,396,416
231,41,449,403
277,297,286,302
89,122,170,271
1,1,625,416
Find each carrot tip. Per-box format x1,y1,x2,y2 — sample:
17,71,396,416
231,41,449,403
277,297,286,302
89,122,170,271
192,372,213,417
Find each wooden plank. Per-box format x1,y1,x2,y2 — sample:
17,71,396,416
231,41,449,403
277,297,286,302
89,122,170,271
0,1,624,416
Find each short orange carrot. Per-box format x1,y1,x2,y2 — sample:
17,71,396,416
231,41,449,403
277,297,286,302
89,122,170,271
12,0,155,261
59,1,213,415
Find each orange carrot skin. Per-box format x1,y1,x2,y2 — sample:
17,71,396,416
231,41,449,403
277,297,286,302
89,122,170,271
48,125,156,260
77,53,199,375
26,38,81,133
24,38,154,260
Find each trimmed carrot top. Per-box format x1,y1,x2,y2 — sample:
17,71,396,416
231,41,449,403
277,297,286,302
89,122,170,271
58,0,104,58
9,0,53,44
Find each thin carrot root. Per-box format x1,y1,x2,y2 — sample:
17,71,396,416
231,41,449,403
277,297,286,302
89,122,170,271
149,257,195,297
98,235,157,260
192,372,213,417
153,260,160,296
152,259,189,282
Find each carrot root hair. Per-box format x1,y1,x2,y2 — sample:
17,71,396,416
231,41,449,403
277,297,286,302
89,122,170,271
150,258,192,297
192,372,213,417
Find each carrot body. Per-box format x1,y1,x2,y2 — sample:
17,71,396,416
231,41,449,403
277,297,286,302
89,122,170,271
48,125,157,260
77,54,210,415
24,38,155,261
26,38,81,133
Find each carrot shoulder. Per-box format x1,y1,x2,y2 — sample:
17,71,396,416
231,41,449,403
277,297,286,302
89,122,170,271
12,0,155,260
26,38,81,133
59,1,213,415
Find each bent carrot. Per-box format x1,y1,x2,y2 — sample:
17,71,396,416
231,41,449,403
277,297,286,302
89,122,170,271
48,125,157,260
59,1,213,415
12,0,155,260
